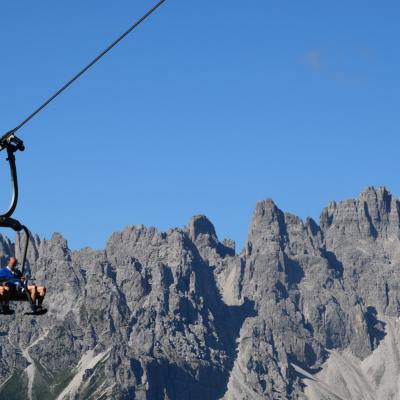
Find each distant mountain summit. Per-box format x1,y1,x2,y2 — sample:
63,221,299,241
0,187,398,399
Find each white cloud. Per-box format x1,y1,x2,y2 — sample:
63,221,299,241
303,50,321,72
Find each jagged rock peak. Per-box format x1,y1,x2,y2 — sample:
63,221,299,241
361,185,391,199
0,234,14,266
38,232,71,261
247,198,287,245
249,198,281,228
320,186,400,241
187,215,217,241
0,234,13,254
107,224,158,247
49,232,69,248
253,198,279,219
359,186,392,214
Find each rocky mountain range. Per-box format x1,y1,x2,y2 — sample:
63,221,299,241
0,186,399,399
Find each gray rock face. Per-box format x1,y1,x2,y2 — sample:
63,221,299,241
0,187,398,399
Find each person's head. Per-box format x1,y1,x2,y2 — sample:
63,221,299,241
7,257,18,271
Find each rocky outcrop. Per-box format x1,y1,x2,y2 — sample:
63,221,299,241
0,186,399,399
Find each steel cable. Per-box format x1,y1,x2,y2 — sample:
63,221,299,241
1,0,166,142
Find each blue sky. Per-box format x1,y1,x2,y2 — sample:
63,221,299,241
1,1,399,250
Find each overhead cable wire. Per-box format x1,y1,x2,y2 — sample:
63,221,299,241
1,0,166,141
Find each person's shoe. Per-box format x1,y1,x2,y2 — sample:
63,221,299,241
0,306,14,315
35,307,47,315
25,305,47,316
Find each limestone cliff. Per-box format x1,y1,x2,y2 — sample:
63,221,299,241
0,187,398,399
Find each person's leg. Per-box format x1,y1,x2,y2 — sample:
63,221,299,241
0,301,11,313
27,285,37,304
37,287,46,307
0,288,7,312
0,286,12,314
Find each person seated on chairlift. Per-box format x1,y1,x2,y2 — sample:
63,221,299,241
0,257,23,313
0,257,24,291
0,256,46,314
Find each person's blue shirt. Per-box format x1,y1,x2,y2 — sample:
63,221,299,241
0,266,22,285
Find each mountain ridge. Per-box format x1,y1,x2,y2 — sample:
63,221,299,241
0,186,398,399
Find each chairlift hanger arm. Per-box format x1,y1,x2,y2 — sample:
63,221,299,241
0,0,167,279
